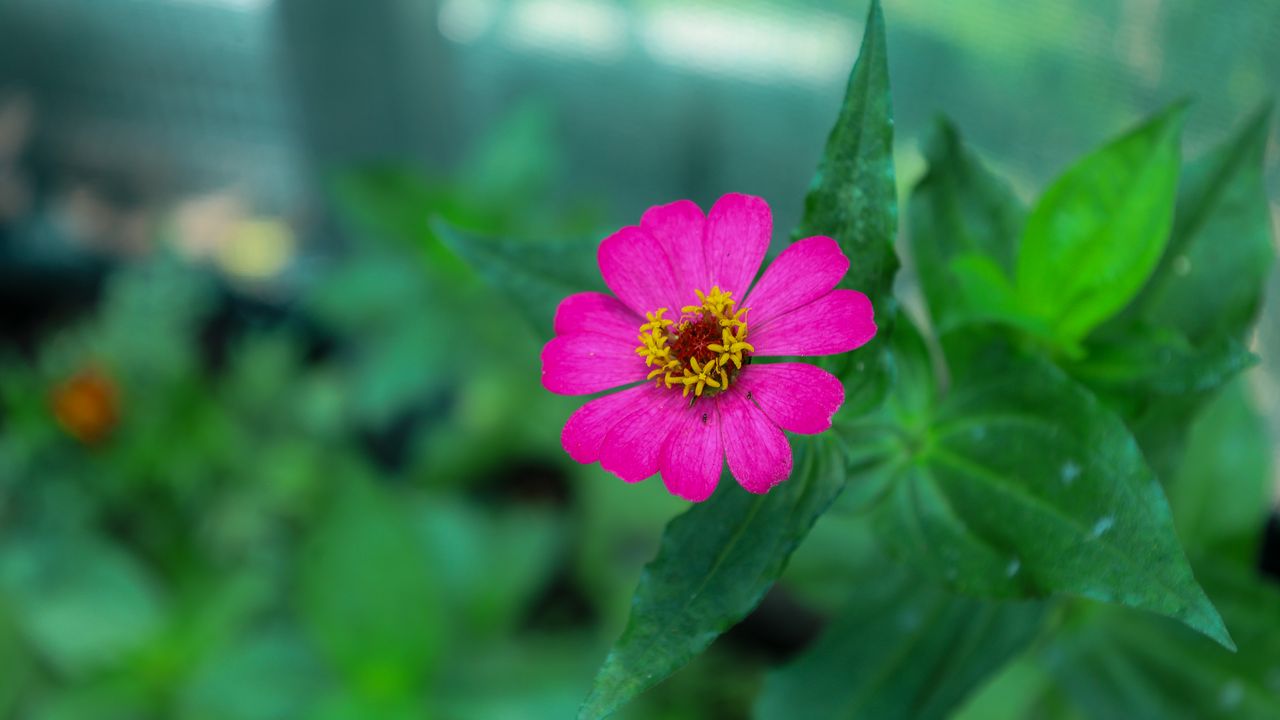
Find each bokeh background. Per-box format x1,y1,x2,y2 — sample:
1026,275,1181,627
0,1,1277,718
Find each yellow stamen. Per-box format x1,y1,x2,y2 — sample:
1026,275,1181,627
633,285,755,400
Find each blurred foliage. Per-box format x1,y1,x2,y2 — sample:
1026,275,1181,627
0,93,705,720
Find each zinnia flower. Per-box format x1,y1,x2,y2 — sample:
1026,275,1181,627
542,194,876,501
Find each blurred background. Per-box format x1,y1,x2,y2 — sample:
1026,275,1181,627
0,1,1277,718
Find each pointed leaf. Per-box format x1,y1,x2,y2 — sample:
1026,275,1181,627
578,435,847,719
1016,104,1186,346
792,0,897,397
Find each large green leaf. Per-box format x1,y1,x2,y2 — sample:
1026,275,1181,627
757,564,1045,720
853,319,1231,648
1016,104,1186,347
909,118,1025,331
792,0,897,397
578,435,847,719
1135,104,1275,342
1044,562,1280,719
299,476,444,700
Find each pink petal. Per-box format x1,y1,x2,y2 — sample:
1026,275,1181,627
642,200,709,300
561,384,661,464
658,401,724,502
541,332,645,396
553,292,640,341
719,388,793,494
749,289,877,357
743,236,849,326
598,225,681,316
733,363,845,434
599,390,683,482
704,193,772,298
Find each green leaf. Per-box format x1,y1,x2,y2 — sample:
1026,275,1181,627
1016,103,1186,346
0,532,166,676
859,319,1232,648
1168,380,1273,555
299,476,444,699
909,118,1025,331
434,221,602,338
792,0,897,396
1135,103,1275,342
578,435,847,719
1044,562,1280,719
757,564,1046,720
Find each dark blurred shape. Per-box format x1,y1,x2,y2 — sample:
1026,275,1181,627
722,587,825,663
1260,512,1280,582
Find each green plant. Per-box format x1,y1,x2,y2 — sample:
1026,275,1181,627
442,2,1278,718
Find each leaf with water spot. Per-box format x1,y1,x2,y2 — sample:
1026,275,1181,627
854,318,1232,649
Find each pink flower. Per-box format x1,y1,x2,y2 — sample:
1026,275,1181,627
541,193,877,501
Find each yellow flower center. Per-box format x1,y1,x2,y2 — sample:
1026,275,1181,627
635,286,754,399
